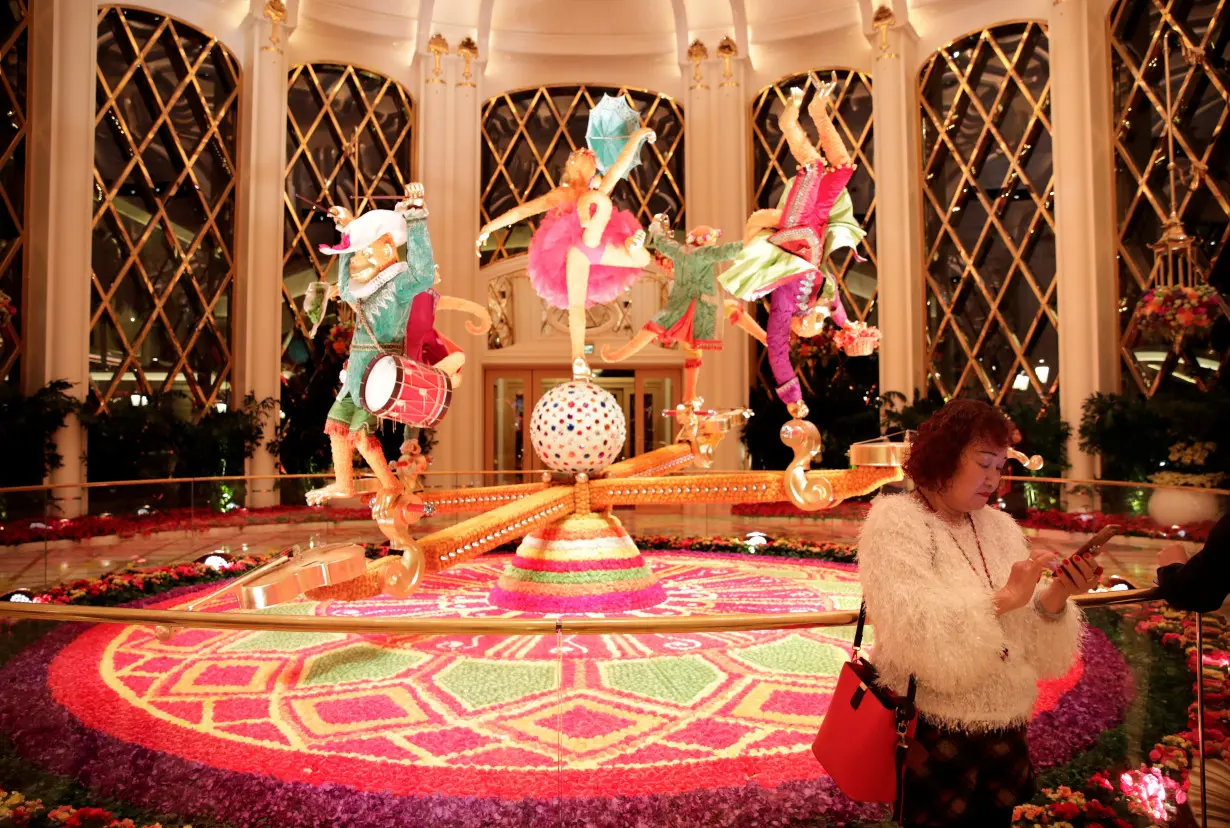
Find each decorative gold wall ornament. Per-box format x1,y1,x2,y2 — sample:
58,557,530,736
716,36,738,87
457,37,478,88
262,0,287,54
687,40,708,90
871,5,898,61
427,33,448,84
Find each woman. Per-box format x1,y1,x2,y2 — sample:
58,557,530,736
858,400,1098,827
720,74,873,418
476,131,655,377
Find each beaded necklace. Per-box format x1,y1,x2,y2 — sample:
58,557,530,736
917,493,993,591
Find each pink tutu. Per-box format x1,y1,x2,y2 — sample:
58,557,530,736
527,201,644,309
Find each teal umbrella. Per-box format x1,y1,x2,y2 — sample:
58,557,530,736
586,94,648,175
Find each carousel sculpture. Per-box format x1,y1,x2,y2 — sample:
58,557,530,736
165,81,919,627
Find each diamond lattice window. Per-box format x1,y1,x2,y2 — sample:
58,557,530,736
282,64,414,374
920,22,1057,405
480,85,685,267
749,69,877,393
0,1,26,389
1111,0,1229,395
90,7,240,413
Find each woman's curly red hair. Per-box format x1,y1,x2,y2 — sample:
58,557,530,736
903,399,1014,492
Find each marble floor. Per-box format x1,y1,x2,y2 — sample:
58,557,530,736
0,505,1187,597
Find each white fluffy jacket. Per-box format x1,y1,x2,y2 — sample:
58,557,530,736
857,493,1083,732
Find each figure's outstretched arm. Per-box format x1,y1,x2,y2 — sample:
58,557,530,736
780,87,821,168
597,127,656,194
476,193,557,253
437,295,492,336
807,73,852,168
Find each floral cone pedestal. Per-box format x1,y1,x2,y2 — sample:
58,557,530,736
489,511,665,612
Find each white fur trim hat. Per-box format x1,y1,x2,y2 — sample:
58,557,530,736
319,209,407,255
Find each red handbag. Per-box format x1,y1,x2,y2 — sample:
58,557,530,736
812,603,917,821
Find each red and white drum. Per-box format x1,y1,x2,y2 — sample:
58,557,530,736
360,354,453,427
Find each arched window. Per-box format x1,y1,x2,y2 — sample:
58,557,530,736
749,69,876,394
281,64,415,374
1111,0,1229,395
479,85,685,266
90,7,240,414
0,0,28,388
919,22,1056,405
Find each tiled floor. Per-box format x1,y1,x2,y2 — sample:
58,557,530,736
0,504,1187,596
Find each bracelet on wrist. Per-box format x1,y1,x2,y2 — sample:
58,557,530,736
1033,594,1068,621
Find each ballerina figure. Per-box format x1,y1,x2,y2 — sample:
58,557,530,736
719,74,874,419
476,128,656,379
601,213,742,406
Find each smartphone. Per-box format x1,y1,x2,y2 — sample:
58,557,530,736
1054,524,1121,573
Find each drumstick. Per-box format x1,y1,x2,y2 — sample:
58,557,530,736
294,193,331,215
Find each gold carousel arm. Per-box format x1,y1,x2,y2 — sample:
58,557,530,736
418,486,576,571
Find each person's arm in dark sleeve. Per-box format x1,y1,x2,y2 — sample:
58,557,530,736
1157,513,1230,612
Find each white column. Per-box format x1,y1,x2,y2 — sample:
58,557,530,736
1049,0,1119,487
423,48,485,478
234,2,295,507
861,5,927,405
698,54,751,470
25,0,98,517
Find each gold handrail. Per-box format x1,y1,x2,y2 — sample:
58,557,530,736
0,587,1160,635
4,472,1228,497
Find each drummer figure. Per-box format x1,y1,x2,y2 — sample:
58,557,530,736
307,188,436,503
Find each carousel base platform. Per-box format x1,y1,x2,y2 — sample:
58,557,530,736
0,550,1132,828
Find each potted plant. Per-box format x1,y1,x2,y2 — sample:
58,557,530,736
1148,440,1226,526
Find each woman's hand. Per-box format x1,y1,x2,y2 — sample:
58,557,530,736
475,226,492,257
1038,551,1102,614
993,557,1046,616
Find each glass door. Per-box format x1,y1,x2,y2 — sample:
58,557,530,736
484,367,683,475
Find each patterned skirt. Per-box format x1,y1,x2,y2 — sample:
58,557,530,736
900,717,1034,827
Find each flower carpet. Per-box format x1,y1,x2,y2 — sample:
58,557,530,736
0,551,1132,827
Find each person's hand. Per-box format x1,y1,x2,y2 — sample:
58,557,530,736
327,205,353,229
475,229,491,257
327,283,340,301
1158,542,1189,568
994,557,1046,615
1036,550,1102,615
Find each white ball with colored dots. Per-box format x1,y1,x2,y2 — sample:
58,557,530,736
529,381,627,474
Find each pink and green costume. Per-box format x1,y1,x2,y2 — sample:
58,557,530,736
718,162,865,405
